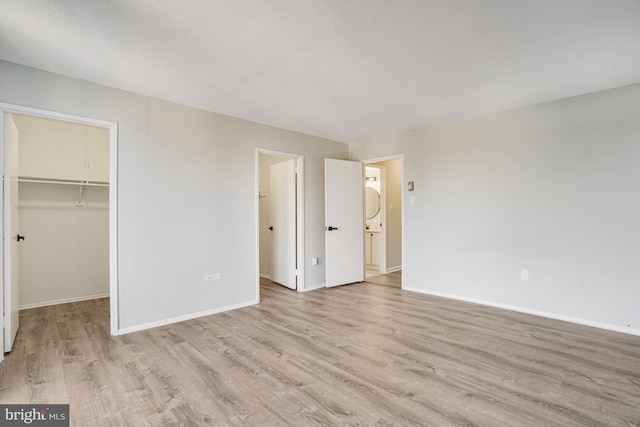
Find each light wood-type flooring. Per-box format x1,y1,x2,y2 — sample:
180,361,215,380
365,270,401,288
1,277,639,426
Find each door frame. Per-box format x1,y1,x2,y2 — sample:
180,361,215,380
365,164,386,273
0,103,119,357
255,149,305,298
2,113,19,353
363,155,404,284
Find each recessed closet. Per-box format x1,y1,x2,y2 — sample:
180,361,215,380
13,114,110,309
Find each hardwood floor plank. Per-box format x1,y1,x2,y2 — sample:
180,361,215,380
1,278,639,426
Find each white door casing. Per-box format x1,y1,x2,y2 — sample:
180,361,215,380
324,159,364,287
270,159,297,289
0,102,118,340
3,113,20,352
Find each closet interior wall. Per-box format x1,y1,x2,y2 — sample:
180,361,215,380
13,114,110,309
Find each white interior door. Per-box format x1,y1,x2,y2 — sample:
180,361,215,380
3,113,20,352
270,159,297,289
325,159,364,287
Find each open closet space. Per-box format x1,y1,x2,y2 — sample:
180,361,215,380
258,151,303,292
12,114,110,310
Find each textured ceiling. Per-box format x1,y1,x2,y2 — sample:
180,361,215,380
1,1,640,143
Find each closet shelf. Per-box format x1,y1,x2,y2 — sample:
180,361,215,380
19,176,109,207
18,177,109,187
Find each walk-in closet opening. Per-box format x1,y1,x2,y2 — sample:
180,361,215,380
1,106,118,357
14,114,110,309
257,150,304,295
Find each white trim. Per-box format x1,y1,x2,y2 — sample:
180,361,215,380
0,103,116,128
386,265,402,273
303,283,326,292
361,154,405,165
117,299,258,335
255,150,261,302
403,287,640,337
365,164,386,273
19,293,110,310
0,102,119,338
260,273,272,280
109,120,119,336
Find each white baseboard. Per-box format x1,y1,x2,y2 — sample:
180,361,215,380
403,287,640,337
302,283,326,292
19,293,110,310
260,273,271,280
116,299,258,336
385,265,402,273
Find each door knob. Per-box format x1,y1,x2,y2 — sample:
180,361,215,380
326,226,339,231
17,234,25,241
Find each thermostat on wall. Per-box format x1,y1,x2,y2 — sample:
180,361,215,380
408,181,414,191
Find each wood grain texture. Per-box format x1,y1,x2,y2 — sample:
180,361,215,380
365,270,401,288
1,277,639,426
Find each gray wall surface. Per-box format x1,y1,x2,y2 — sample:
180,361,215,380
4,58,639,336
0,60,347,331
350,84,640,335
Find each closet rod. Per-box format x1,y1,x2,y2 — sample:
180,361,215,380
18,177,109,187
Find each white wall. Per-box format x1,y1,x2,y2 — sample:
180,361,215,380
350,83,640,335
0,60,348,332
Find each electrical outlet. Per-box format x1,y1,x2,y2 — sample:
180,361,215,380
204,273,221,281
520,269,530,281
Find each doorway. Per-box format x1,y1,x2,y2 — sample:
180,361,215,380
257,150,304,297
364,156,403,287
322,157,403,288
1,104,118,360
365,165,384,277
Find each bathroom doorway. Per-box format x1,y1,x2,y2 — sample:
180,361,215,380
364,157,403,287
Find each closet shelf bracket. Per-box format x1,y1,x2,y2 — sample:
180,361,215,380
76,182,86,207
